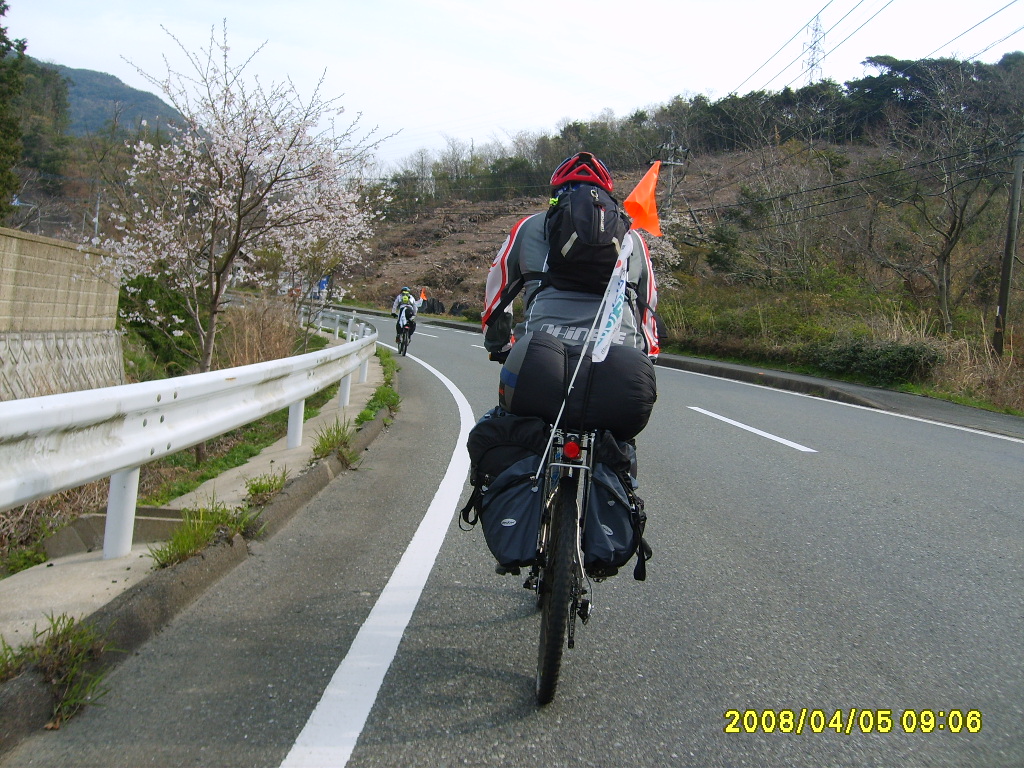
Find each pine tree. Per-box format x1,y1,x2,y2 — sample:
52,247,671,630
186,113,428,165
0,1,26,219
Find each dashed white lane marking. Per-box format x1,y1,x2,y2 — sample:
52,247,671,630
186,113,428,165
689,406,818,452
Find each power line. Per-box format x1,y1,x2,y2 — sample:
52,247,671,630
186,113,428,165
968,22,1024,60
695,163,1007,237
727,165,1009,236
689,145,1013,217
923,0,1021,58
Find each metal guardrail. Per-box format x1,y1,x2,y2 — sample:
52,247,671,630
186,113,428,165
299,304,354,339
0,312,378,559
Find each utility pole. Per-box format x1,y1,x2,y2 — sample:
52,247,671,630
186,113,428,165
658,131,688,205
94,188,103,238
993,132,1024,356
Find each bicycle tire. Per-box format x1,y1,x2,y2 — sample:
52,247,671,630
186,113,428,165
398,329,409,356
535,473,579,706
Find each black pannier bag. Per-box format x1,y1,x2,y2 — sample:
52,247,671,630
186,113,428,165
498,332,657,441
583,432,651,580
460,408,549,569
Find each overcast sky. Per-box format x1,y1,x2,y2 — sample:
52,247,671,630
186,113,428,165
8,0,1024,168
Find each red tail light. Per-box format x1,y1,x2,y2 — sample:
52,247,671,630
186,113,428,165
562,440,581,460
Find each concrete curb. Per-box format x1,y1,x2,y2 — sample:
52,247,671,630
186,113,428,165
0,401,392,756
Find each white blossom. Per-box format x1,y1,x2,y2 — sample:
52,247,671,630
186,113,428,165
92,22,386,372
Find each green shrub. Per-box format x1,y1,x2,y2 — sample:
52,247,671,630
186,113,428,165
806,339,942,385
120,276,199,377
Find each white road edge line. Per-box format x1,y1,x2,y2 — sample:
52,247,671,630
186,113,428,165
280,350,474,768
689,406,817,452
663,366,1024,445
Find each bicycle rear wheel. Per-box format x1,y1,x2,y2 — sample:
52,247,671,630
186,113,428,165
535,473,579,705
398,329,410,356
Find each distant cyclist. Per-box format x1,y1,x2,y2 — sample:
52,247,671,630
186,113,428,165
391,287,423,344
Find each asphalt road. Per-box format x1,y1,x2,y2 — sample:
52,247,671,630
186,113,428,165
2,321,1021,768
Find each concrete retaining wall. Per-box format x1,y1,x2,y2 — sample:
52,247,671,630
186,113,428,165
0,227,124,401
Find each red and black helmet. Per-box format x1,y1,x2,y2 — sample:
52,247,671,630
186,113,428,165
549,151,614,192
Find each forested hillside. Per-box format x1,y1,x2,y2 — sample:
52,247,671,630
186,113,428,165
46,62,182,135
354,53,1024,414
2,36,1022,412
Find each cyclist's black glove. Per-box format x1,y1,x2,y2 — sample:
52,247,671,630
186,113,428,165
488,350,510,364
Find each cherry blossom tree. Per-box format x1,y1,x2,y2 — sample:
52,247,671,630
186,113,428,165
96,23,384,373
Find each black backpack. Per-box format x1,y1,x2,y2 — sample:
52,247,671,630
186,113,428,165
543,183,631,294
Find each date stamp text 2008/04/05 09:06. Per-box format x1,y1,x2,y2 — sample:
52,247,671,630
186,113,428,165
724,709,983,735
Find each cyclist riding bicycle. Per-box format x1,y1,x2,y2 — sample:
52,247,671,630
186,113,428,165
465,154,661,702
478,150,660,529
391,287,422,344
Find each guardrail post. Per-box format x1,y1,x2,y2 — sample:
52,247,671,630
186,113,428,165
104,467,140,559
347,313,355,340
359,355,369,383
287,400,305,449
339,372,352,407
334,312,340,339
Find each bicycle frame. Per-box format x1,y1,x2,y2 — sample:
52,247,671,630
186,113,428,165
519,279,623,704
530,427,596,704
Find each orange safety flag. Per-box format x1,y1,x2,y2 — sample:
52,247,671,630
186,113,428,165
420,288,427,300
623,160,662,237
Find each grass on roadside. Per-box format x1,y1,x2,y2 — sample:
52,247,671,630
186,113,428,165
243,468,290,507
0,612,115,729
311,418,360,467
147,500,265,569
357,347,400,426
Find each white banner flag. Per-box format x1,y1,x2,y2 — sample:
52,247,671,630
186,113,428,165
590,237,632,363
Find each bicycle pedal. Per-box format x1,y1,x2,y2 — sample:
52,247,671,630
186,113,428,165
577,598,592,624
523,575,538,591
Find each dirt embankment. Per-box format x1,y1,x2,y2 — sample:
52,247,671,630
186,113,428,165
347,197,548,315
